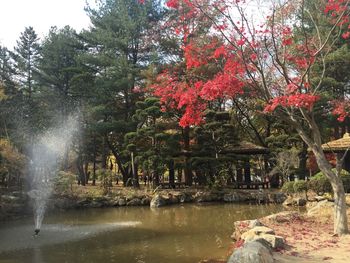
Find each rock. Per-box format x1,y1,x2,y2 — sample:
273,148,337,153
283,197,306,206
227,240,274,263
90,201,103,208
118,198,127,206
150,194,167,208
194,192,218,202
141,197,151,205
263,211,301,223
224,193,239,202
315,195,327,202
307,200,334,216
232,219,264,240
282,196,294,206
295,197,307,206
273,192,287,203
179,193,192,203
241,226,275,241
257,234,285,249
247,234,285,249
127,198,141,206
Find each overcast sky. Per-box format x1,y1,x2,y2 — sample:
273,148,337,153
0,0,91,49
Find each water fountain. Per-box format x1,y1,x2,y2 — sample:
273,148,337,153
27,117,78,236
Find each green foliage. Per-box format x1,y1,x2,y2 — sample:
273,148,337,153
54,171,76,196
308,169,350,194
308,176,331,195
96,169,113,195
293,180,307,193
281,180,308,194
0,139,26,186
281,181,295,194
313,168,350,178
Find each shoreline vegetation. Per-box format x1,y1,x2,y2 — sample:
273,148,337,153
0,186,286,221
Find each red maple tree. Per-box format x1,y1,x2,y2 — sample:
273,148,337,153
149,0,350,235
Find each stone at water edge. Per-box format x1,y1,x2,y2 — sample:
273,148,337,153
232,219,264,241
126,198,141,206
227,240,274,263
240,226,275,240
150,194,167,208
118,198,127,206
243,233,285,249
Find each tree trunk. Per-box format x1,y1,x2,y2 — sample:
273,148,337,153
291,114,348,235
298,142,308,180
183,126,192,186
169,159,175,188
332,179,349,234
131,152,139,188
312,148,349,235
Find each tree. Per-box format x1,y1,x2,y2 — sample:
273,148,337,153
154,0,350,234
80,0,164,184
12,27,41,100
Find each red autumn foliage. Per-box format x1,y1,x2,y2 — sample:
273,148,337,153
146,0,350,127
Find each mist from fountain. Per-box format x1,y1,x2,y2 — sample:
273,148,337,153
27,116,78,233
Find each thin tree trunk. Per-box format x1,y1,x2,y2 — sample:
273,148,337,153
169,159,175,188
183,126,192,186
288,112,349,235
309,144,348,235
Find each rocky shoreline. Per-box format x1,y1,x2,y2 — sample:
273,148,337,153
204,195,350,263
0,189,287,221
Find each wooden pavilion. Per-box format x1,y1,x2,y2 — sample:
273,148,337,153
322,132,350,172
222,141,269,189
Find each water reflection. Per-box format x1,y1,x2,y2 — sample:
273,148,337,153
0,203,284,263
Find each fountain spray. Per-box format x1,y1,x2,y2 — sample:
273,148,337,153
28,116,78,236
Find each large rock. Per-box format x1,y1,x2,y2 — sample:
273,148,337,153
127,198,141,206
243,233,285,249
240,226,275,241
256,234,285,249
232,219,264,241
271,192,287,204
227,240,274,263
150,194,167,208
262,211,301,223
118,197,127,206
307,200,334,216
141,197,151,205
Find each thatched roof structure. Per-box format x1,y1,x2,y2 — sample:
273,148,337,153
322,133,350,153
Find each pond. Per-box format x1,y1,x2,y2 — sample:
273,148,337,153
0,203,284,263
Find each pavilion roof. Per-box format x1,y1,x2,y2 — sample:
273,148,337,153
221,141,269,155
322,133,350,153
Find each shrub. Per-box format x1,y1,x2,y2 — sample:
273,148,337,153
96,169,113,195
308,169,350,194
281,181,295,194
293,180,307,193
54,171,76,196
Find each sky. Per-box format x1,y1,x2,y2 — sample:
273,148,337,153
0,0,92,49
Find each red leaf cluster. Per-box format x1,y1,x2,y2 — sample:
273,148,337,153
325,0,350,39
264,94,320,113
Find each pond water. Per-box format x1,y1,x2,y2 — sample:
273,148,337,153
0,203,284,263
